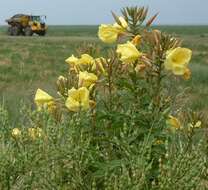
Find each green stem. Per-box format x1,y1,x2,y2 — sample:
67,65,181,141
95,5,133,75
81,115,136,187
153,59,163,113
107,61,113,112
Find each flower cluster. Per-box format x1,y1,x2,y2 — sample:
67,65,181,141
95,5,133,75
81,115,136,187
11,127,43,140
33,52,107,114
32,11,193,123
65,54,106,75
98,14,193,134
26,8,195,134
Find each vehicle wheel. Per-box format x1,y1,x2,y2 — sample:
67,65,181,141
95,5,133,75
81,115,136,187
7,27,12,35
39,31,46,36
25,27,33,36
11,26,21,36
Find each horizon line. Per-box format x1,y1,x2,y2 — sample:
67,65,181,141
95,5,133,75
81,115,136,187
0,24,208,27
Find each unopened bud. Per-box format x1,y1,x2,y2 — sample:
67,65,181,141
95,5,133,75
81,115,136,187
131,35,142,46
183,68,191,80
56,75,68,97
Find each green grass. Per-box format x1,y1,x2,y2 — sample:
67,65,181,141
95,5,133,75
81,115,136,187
0,25,208,122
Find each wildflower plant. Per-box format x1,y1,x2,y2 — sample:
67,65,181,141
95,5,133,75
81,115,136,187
3,6,206,189
29,6,207,189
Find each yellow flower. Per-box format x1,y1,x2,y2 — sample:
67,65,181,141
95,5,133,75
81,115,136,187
194,121,202,128
98,16,128,44
131,35,142,46
28,127,43,140
65,55,80,72
183,68,191,80
78,54,94,65
66,54,93,68
65,54,79,65
155,139,164,145
65,87,90,112
164,47,192,75
92,57,106,74
11,128,21,138
98,24,121,44
188,120,202,129
166,115,181,130
117,41,142,63
114,17,128,29
78,71,98,88
34,89,55,111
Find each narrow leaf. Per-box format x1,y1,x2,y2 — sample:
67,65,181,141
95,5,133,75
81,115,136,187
146,12,159,27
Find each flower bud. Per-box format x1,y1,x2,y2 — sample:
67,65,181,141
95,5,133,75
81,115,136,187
12,128,21,139
57,75,68,97
183,68,191,80
131,35,142,46
135,64,146,73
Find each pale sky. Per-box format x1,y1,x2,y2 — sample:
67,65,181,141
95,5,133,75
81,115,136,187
0,0,207,25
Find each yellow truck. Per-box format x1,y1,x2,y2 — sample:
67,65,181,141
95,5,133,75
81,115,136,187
6,14,47,36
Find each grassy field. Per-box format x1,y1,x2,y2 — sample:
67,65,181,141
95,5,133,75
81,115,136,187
0,25,208,189
0,25,208,123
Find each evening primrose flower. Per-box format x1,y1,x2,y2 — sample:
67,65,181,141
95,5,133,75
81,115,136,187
164,47,192,75
11,128,21,138
65,55,80,72
166,115,181,130
78,71,98,88
78,54,94,65
98,24,121,44
117,41,142,63
65,87,90,112
98,16,128,44
34,89,54,111
65,54,79,65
